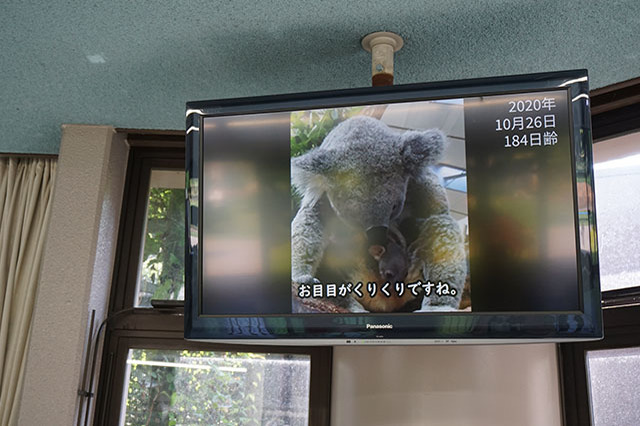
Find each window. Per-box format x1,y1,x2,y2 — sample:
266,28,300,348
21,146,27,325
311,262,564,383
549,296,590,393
560,78,640,426
122,348,311,425
137,168,186,306
94,136,331,425
592,134,640,292
586,346,640,426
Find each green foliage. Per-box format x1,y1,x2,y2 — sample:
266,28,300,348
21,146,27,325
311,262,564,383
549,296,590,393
290,107,363,158
139,187,185,305
124,350,267,425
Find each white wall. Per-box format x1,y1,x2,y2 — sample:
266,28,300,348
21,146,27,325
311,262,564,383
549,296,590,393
18,125,128,425
331,344,562,426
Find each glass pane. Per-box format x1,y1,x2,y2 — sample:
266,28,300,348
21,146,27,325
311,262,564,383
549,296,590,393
136,169,186,307
593,132,640,291
121,348,311,426
586,346,640,426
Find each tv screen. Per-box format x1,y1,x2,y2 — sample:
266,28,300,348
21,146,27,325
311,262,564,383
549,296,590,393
185,70,602,344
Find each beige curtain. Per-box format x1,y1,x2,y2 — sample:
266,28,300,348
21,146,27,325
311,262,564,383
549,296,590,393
0,157,56,425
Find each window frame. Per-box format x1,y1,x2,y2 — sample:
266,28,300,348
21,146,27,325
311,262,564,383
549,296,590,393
94,134,332,426
561,305,640,425
560,77,640,426
108,143,185,312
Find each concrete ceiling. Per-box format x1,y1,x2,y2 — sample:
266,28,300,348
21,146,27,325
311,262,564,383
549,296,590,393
2,0,639,154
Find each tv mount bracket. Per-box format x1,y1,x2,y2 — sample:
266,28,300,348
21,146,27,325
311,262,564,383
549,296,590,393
361,31,404,86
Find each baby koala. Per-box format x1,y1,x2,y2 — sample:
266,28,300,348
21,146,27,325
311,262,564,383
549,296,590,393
355,226,419,313
368,226,409,285
377,238,409,285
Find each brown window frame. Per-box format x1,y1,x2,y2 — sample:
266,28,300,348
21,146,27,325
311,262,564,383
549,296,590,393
559,77,640,426
93,133,332,426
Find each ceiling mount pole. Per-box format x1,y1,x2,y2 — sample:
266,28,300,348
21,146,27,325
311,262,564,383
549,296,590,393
361,31,404,87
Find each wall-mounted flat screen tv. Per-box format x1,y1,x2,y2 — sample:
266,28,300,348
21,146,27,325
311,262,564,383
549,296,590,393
185,69,602,344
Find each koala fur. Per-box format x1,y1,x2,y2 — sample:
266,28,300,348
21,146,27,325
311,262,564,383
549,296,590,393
291,115,466,312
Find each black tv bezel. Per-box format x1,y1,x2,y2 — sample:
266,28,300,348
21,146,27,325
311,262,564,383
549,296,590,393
185,69,602,344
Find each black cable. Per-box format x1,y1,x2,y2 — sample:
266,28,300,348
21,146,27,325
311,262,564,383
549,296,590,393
79,307,136,426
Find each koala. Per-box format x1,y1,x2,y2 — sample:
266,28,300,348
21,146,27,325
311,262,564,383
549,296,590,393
368,225,409,286
354,224,419,313
291,115,466,312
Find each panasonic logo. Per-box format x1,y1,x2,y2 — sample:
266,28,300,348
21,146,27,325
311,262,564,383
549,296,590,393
366,323,393,330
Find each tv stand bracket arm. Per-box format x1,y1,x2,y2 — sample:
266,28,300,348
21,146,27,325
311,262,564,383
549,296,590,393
361,31,404,86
